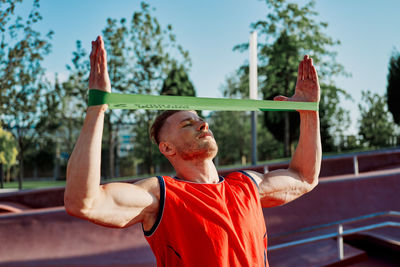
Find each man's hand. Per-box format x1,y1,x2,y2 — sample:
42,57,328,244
274,55,320,103
89,36,111,93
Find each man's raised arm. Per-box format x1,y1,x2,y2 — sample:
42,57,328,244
246,55,322,207
64,36,160,229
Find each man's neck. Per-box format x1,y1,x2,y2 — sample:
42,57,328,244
173,158,219,184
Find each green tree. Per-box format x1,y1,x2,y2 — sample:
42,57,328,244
161,62,195,96
387,50,400,125
161,61,199,115
35,76,72,180
234,0,350,156
358,91,395,148
209,73,283,166
33,41,91,181
258,32,300,157
60,35,118,179
0,0,53,188
208,74,250,166
59,2,192,176
62,40,90,120
102,18,130,178
319,83,352,151
0,126,18,184
0,1,23,112
59,41,90,156
209,111,250,166
127,2,192,174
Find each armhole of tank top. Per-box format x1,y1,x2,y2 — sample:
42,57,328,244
143,175,166,237
237,170,260,191
264,231,268,267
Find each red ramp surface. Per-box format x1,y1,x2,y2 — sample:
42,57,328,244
0,207,156,266
265,170,400,238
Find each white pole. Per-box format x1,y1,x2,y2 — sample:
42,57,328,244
249,31,258,165
249,31,258,100
353,156,359,176
337,224,344,260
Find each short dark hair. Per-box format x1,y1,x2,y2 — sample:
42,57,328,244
150,110,183,145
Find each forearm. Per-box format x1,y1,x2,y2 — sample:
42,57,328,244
65,105,107,213
289,110,321,185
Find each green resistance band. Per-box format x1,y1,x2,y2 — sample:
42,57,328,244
88,89,319,112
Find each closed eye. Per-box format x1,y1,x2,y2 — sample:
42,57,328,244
179,117,205,128
182,122,193,127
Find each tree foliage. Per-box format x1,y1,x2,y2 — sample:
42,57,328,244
102,18,130,178
209,110,250,166
387,50,400,124
127,2,192,174
209,73,283,166
34,40,91,180
358,91,395,148
234,0,350,156
161,62,195,97
161,61,198,116
0,125,18,184
0,126,18,169
258,31,300,156
47,2,193,177
0,0,53,187
62,40,90,117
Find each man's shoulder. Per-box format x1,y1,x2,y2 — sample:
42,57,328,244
134,176,161,198
224,170,262,192
225,170,261,182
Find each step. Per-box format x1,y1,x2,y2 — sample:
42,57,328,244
267,238,367,267
344,229,400,266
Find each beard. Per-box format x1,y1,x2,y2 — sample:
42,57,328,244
176,138,218,161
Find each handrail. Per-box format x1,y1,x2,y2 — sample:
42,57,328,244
268,210,400,261
269,221,400,251
270,210,400,240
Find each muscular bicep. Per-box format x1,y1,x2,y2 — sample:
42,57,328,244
245,169,316,208
80,178,160,228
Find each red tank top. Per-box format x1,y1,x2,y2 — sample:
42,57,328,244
144,171,268,267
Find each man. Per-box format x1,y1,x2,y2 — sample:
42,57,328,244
64,36,321,267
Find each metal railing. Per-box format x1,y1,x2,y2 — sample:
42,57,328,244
268,211,400,261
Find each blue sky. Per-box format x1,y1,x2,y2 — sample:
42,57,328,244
14,0,400,134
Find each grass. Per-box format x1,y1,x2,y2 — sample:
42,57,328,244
1,180,67,190
0,174,159,190
0,175,150,190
